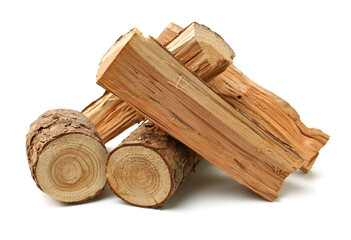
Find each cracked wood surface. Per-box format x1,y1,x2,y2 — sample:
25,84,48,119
96,29,304,201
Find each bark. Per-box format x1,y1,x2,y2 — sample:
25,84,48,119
26,109,108,202
106,122,202,208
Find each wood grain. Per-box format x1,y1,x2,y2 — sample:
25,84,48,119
209,66,329,172
96,29,304,201
26,109,108,202
106,122,201,208
83,22,234,143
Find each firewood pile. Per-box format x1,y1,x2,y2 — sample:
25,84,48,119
26,22,329,208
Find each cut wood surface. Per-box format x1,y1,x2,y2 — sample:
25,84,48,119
83,22,234,143
208,66,329,172
166,22,235,82
106,122,202,208
26,109,108,202
96,29,304,201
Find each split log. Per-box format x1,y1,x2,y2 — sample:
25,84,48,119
106,122,202,208
208,66,329,172
82,23,184,143
82,22,234,143
96,28,304,201
26,109,108,202
85,22,328,172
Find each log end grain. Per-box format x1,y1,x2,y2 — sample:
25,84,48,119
26,109,108,203
107,146,172,208
106,122,201,208
166,22,235,82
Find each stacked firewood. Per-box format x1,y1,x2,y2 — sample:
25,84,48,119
26,22,329,207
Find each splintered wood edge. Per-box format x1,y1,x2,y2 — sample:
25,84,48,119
97,28,142,81
36,133,108,203
166,22,235,65
106,145,172,208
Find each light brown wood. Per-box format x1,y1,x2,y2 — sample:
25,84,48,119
106,122,202,208
82,91,144,143
208,66,330,172
103,23,231,207
96,29,304,201
157,22,183,46
82,23,184,143
26,109,108,202
83,22,234,143
167,22,235,82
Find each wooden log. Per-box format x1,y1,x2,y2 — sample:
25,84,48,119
208,66,329,172
86,21,327,197
83,22,234,143
106,122,202,208
26,109,108,202
86,21,327,186
96,29,304,201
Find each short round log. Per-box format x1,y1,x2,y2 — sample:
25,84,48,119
106,122,202,208
26,109,108,203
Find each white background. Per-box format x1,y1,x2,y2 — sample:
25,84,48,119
1,0,350,239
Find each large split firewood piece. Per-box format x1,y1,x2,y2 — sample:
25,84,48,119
26,109,108,202
96,29,304,201
86,22,328,173
107,122,202,208
83,22,234,143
